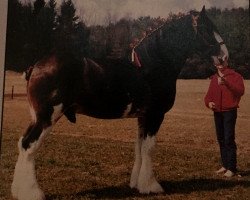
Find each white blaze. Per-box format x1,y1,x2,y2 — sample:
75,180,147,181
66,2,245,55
214,31,229,59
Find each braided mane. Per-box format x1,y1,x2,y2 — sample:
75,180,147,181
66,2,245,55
134,12,190,49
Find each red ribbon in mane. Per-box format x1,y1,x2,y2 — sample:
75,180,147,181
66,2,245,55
131,49,142,68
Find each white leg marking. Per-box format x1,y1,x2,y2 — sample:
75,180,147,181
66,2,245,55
137,136,164,194
122,103,132,118
11,127,52,200
130,131,143,188
51,103,63,124
214,31,229,58
50,89,58,99
29,106,37,123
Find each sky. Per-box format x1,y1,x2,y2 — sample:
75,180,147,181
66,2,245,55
22,0,249,25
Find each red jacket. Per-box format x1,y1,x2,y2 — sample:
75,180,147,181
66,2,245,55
204,67,245,112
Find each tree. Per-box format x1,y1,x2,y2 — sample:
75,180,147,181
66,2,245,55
33,0,45,16
5,0,57,71
207,7,249,79
5,0,28,71
54,0,89,59
26,0,56,65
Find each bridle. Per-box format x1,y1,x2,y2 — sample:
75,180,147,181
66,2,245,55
192,15,225,48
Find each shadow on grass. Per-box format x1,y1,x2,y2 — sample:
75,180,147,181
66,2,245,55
46,178,250,199
46,186,144,200
162,178,250,195
239,170,250,177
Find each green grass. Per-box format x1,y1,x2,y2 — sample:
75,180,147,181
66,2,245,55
1,77,250,200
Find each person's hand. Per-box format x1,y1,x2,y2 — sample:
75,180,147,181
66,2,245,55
208,102,216,110
217,68,226,85
218,76,226,85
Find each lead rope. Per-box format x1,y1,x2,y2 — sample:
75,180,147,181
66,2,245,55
217,73,224,112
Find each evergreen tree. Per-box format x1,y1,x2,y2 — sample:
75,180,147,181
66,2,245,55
5,2,248,78
27,0,56,65
207,7,249,79
5,0,57,71
5,0,26,71
54,0,89,59
33,0,45,16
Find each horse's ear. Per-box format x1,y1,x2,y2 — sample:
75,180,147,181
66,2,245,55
191,10,199,30
200,5,206,15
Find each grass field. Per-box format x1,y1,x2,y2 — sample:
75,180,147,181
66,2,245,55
1,71,250,200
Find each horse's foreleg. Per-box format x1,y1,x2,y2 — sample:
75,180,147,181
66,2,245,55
132,114,164,194
137,135,163,194
12,104,63,200
130,123,143,188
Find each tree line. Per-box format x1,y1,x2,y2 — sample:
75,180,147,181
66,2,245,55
5,0,249,79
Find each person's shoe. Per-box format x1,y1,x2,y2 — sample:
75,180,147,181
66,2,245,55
224,170,235,178
216,167,227,174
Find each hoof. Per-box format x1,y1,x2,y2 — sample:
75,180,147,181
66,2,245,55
138,179,164,194
129,176,138,189
11,183,19,199
129,181,137,189
11,184,45,200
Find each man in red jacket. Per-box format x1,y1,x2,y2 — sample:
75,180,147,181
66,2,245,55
204,56,245,177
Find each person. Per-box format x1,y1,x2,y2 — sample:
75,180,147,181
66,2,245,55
204,56,245,177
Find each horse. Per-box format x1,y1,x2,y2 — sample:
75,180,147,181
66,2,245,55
11,6,228,200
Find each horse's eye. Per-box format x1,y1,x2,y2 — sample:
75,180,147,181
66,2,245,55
204,32,212,42
198,24,207,32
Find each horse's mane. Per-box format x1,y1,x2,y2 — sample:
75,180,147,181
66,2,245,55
134,13,191,49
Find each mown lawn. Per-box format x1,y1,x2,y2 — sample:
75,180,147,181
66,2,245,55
1,73,250,199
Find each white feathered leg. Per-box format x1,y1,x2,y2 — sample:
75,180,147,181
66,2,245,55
12,104,62,200
137,136,164,194
11,127,51,200
130,129,143,188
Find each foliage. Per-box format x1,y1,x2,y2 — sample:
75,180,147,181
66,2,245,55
207,7,250,79
4,2,249,79
5,0,29,71
5,0,89,71
54,0,90,59
2,73,250,199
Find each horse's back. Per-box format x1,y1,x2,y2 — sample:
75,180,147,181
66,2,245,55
27,55,148,120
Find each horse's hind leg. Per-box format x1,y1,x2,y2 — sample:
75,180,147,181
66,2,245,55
11,104,63,200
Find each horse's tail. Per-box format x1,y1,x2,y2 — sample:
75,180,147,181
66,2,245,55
22,66,34,81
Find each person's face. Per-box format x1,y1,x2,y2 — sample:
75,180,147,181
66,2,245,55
222,59,228,67
214,57,227,71
215,63,224,70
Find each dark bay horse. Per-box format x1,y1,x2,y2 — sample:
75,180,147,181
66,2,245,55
12,7,228,200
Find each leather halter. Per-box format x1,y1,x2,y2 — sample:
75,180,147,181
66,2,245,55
192,15,224,47
218,41,225,45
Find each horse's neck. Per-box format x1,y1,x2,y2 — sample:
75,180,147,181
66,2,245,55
137,17,194,74
162,21,193,60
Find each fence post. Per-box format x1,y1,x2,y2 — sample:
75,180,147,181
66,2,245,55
0,0,8,160
11,85,14,99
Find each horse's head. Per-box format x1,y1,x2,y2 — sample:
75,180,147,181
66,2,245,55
191,6,229,65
